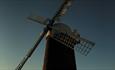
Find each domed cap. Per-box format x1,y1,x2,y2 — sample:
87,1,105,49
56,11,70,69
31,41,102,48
52,23,72,34
51,23,80,39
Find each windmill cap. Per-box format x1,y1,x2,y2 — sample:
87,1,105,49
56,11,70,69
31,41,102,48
51,23,80,39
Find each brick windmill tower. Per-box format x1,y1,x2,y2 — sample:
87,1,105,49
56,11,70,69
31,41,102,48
15,0,95,70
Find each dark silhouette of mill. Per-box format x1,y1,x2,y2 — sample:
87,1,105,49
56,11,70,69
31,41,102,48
43,23,79,70
15,0,95,70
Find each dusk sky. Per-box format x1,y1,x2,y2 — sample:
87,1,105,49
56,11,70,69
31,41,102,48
0,0,115,70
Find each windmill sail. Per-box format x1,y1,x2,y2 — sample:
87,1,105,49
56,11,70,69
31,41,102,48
27,16,49,25
75,37,95,56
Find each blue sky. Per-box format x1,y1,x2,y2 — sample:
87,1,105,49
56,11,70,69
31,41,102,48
0,0,115,70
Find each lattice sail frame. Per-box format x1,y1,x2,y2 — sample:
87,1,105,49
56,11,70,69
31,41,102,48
76,37,95,56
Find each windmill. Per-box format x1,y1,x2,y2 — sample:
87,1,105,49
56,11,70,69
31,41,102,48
15,0,95,70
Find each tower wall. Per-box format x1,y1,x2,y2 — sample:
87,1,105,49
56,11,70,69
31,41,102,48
43,37,77,70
